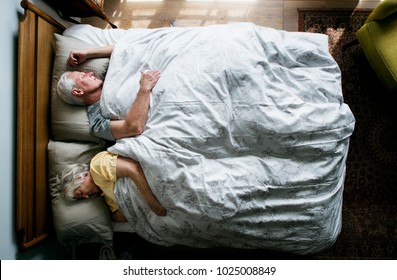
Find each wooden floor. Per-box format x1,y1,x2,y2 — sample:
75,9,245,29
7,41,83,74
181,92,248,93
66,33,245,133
83,0,380,31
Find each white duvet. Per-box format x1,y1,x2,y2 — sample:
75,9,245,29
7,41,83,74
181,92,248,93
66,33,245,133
100,23,355,255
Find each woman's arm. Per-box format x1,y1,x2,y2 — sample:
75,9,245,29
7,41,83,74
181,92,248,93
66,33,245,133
68,46,114,66
111,209,127,222
115,156,167,216
109,70,161,139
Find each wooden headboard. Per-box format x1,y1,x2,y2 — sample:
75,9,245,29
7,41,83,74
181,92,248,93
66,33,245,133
17,0,65,251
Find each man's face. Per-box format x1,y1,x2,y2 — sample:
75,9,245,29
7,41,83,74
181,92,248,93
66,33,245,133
69,71,103,94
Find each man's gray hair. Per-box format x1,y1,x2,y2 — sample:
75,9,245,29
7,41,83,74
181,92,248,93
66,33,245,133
57,72,86,106
52,163,89,201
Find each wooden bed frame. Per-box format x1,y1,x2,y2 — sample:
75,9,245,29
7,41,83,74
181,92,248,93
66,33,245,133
17,0,65,251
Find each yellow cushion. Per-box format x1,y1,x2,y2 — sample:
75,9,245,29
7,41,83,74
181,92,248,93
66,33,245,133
356,17,397,91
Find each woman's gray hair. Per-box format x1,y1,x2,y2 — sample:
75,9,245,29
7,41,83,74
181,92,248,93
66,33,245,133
52,163,89,201
57,71,86,106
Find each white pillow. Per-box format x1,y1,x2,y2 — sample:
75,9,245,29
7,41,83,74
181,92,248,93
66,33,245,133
48,140,113,247
51,33,109,143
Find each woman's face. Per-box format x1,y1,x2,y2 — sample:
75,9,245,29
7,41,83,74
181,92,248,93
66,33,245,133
73,172,100,199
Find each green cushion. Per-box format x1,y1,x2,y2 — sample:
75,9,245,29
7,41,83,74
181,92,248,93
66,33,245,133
356,17,397,91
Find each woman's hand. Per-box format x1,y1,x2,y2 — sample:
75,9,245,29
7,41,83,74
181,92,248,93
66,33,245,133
111,209,128,222
68,50,88,67
139,70,161,93
147,198,167,216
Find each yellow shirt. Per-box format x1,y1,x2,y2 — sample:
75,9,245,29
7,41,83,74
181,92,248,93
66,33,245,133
90,151,118,212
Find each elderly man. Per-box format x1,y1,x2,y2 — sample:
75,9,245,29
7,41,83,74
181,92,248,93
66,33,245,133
57,46,161,141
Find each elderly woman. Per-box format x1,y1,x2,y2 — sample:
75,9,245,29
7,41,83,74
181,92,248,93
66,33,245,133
56,150,167,222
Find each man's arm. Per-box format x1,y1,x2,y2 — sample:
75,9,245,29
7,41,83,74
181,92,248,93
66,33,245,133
116,156,167,216
68,46,114,67
109,70,161,139
87,70,161,140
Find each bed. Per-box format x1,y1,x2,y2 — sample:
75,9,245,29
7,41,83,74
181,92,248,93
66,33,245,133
17,0,355,255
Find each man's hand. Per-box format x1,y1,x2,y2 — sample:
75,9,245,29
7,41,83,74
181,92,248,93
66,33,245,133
140,70,161,93
68,50,88,67
67,46,114,67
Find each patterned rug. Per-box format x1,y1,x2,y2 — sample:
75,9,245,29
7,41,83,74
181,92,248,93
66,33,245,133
299,9,397,259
